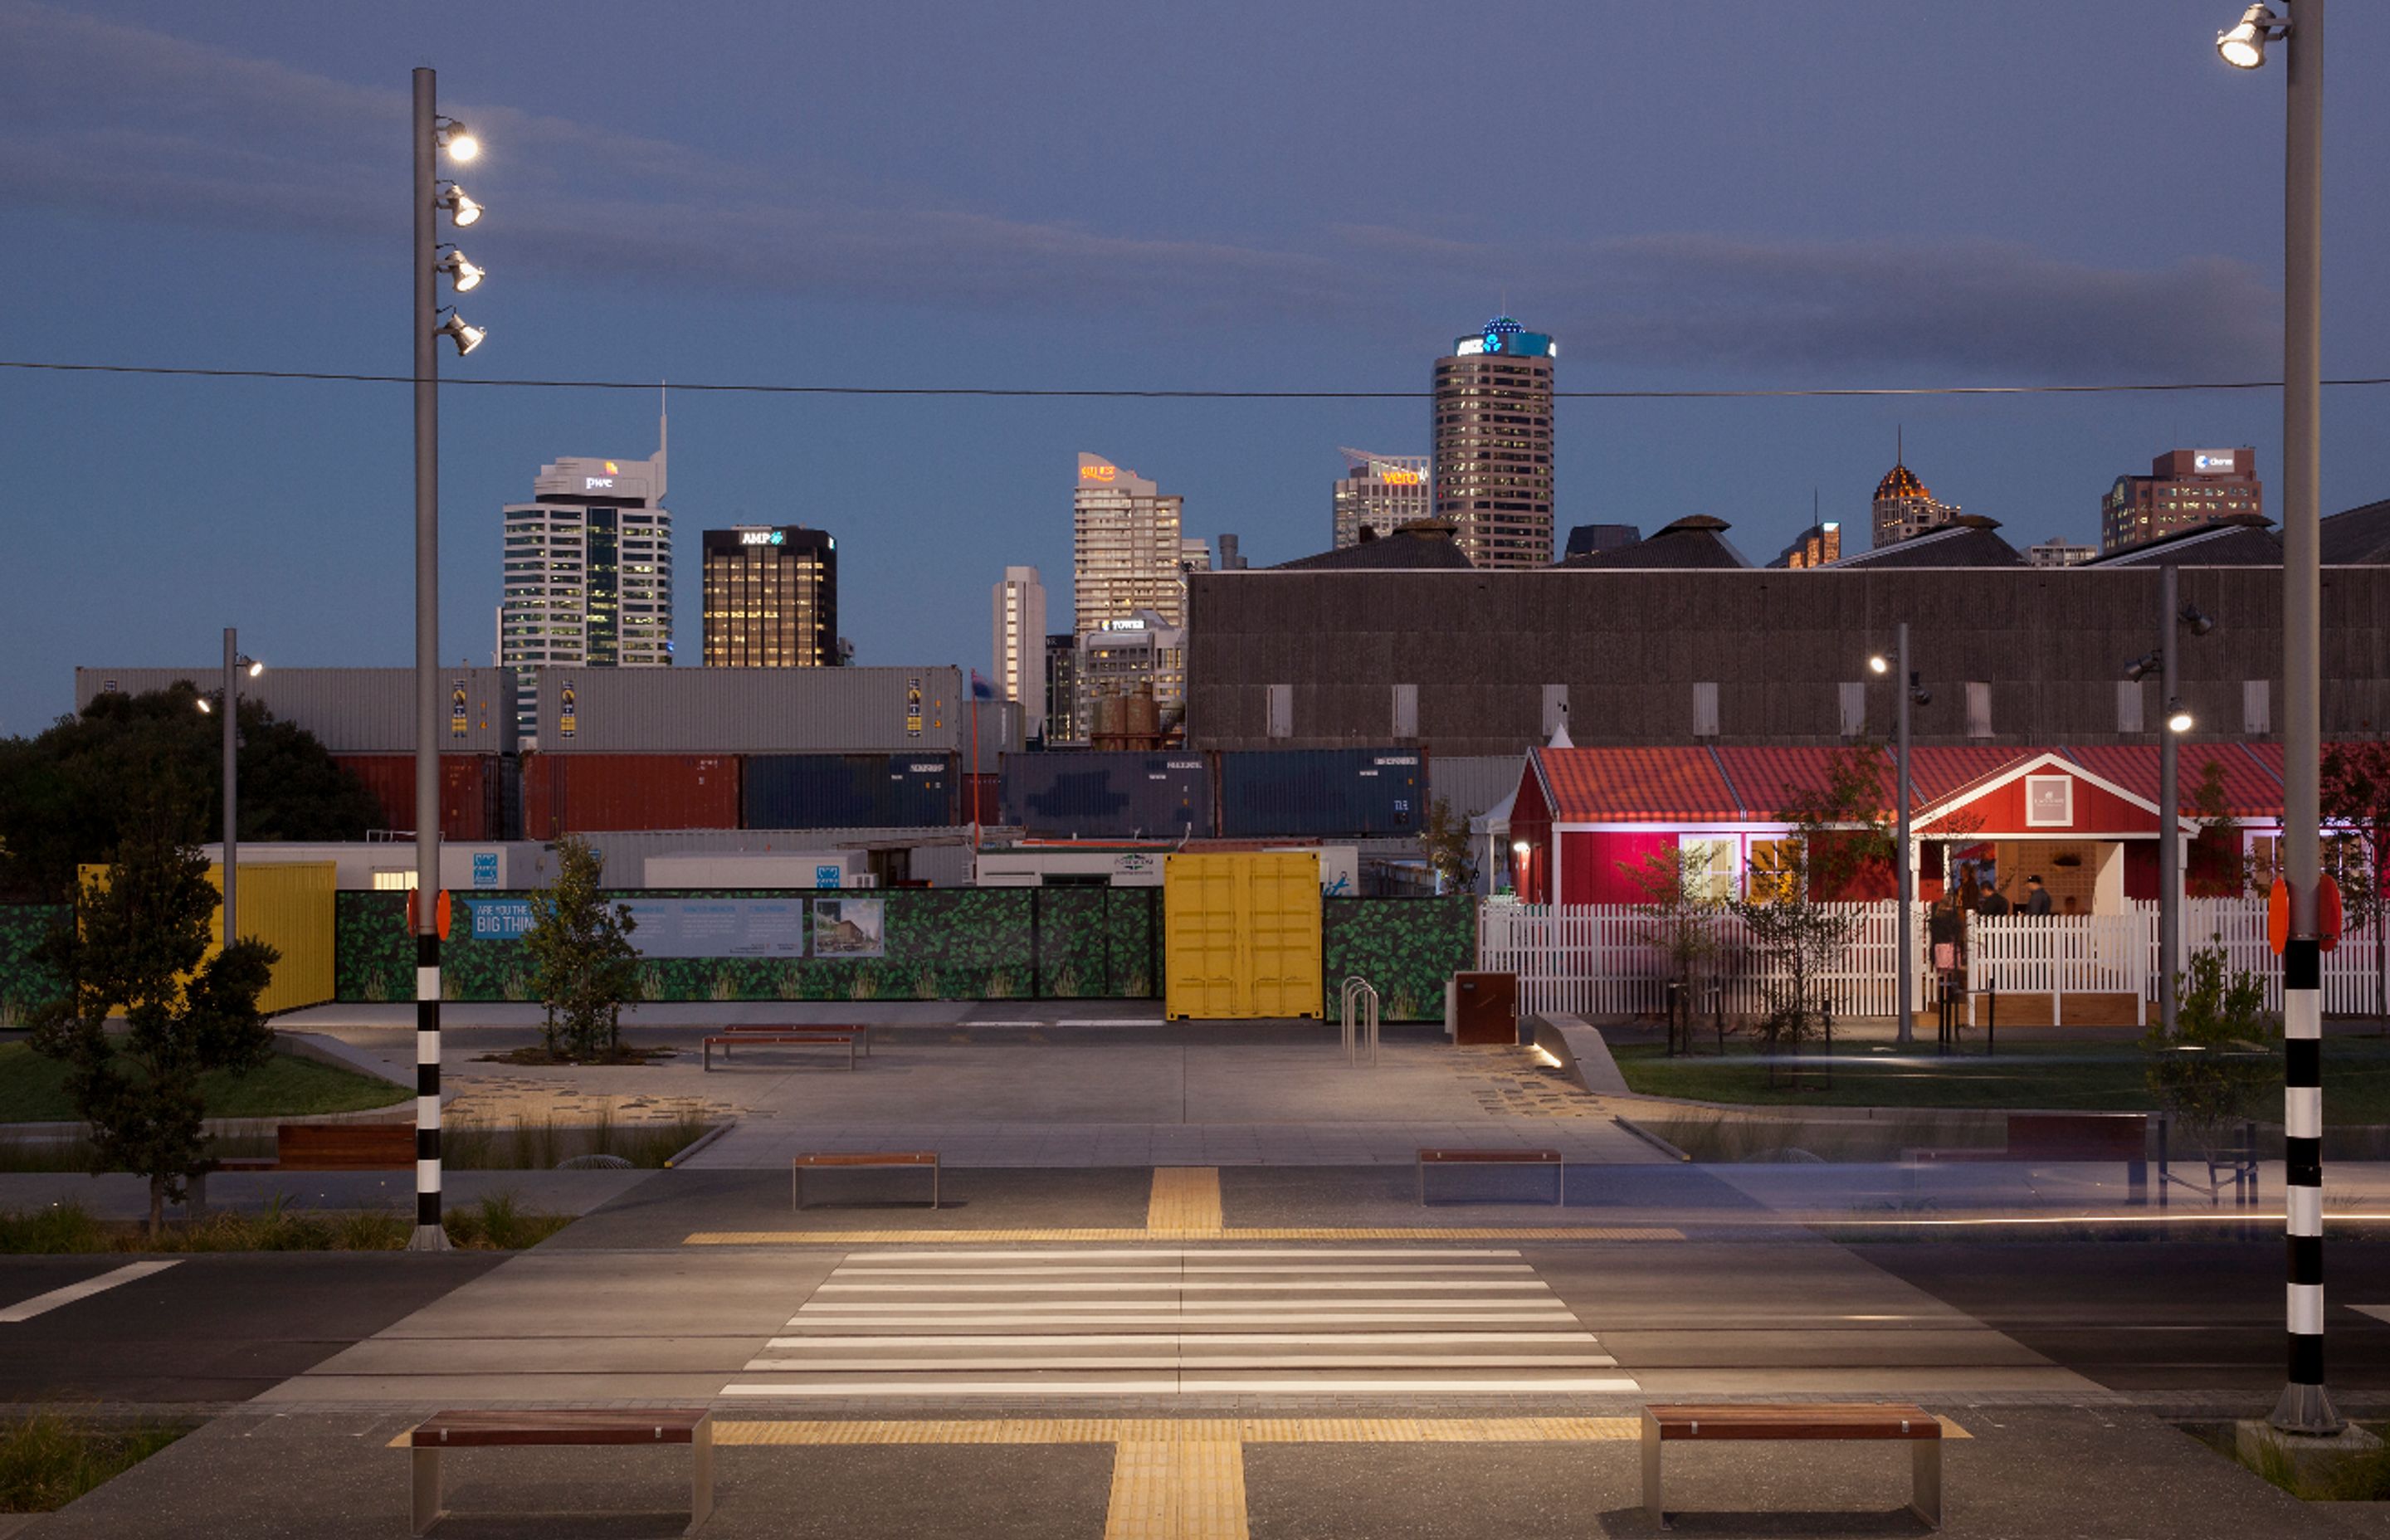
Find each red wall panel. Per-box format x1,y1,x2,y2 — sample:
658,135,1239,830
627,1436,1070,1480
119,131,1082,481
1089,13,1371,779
520,753,741,837
1559,830,1675,904
334,754,495,841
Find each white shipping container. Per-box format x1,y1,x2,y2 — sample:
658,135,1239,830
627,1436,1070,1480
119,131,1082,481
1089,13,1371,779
198,841,551,891
642,851,869,889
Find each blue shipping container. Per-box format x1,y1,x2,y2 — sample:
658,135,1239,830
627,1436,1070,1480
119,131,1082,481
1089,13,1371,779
1217,748,1425,839
1002,752,1213,840
741,753,958,829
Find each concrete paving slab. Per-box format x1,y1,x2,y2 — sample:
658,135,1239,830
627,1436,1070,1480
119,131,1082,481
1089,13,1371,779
0,1168,657,1220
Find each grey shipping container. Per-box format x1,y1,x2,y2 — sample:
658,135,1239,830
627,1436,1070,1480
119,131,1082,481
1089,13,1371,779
533,665,962,753
742,753,959,828
1217,748,1426,839
1427,754,1526,821
1002,752,1214,840
964,698,1025,767
75,666,519,753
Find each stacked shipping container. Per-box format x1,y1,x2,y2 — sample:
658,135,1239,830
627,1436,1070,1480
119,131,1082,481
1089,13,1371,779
742,754,959,829
1002,752,1213,840
1216,748,1425,839
332,754,510,842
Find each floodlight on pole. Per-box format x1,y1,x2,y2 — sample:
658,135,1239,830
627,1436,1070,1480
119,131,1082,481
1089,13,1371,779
437,119,480,162
434,309,486,356
2167,702,2195,733
1868,654,1889,675
2218,2,2284,66
437,183,483,227
437,247,485,293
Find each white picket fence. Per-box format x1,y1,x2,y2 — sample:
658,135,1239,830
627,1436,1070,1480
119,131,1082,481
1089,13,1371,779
1482,897,2390,1020
1480,902,1905,1021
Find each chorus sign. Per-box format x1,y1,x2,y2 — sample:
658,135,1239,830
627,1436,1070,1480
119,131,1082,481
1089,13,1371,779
451,682,469,737
905,676,923,739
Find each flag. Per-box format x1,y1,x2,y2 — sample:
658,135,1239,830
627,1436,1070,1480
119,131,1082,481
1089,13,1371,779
970,669,995,701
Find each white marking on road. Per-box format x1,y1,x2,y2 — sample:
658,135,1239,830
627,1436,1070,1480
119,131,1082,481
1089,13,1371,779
2351,1305,2390,1326
838,1248,1524,1261
0,1261,180,1323
768,1333,1601,1348
719,1377,1643,1397
783,1312,1581,1327
747,1354,1620,1372
833,1263,1538,1276
811,1279,1554,1293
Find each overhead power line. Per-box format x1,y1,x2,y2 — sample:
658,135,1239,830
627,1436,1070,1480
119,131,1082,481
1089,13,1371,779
3,357,2389,400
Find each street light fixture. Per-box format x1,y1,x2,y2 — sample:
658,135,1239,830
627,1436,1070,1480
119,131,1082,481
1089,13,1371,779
2130,568,2218,1042
2167,703,2196,735
436,248,485,293
437,183,483,227
2217,0,2333,1437
2218,2,2285,66
408,69,490,1255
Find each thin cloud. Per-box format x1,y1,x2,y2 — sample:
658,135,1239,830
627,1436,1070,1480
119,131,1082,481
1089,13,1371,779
1,2,2281,378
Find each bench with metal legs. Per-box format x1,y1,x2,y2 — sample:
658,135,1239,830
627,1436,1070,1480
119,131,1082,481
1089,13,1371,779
403,1408,714,1535
1641,1401,1943,1529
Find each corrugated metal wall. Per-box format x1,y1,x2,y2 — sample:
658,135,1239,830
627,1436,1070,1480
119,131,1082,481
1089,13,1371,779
519,753,742,837
75,667,517,753
332,754,507,841
741,753,959,829
1427,754,1526,821
1217,748,1426,839
1002,751,1215,839
532,666,963,753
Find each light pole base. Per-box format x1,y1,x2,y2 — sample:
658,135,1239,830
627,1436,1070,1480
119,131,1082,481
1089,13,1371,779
405,1222,454,1252
2270,1381,2346,1437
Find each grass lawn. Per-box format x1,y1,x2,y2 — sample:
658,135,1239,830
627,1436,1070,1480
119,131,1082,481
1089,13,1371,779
1613,1038,2390,1125
0,1042,408,1123
0,1412,188,1513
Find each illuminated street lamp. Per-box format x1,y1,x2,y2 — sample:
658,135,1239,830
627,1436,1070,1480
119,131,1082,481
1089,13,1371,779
1867,626,1932,1046
211,630,262,944
2125,568,2217,1040
407,69,488,1253
2215,0,2334,1438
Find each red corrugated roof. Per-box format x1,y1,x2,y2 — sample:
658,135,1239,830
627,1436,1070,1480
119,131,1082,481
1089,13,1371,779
1710,745,2032,821
2066,743,2285,819
1535,747,1740,821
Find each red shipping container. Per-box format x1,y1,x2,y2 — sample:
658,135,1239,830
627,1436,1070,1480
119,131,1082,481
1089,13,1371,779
334,754,498,841
963,772,1000,826
521,753,741,837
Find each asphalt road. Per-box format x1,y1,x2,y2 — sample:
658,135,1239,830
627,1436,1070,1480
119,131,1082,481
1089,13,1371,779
1859,1238,2390,1399
0,1251,504,1403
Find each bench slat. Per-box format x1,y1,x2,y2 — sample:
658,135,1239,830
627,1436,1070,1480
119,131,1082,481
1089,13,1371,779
408,1409,710,1448
1647,1402,1940,1440
277,1123,415,1171
794,1153,935,1167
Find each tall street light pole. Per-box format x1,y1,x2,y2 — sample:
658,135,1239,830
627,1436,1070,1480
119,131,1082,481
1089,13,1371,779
222,626,240,946
2218,0,2336,1436
1870,625,1922,1046
409,67,486,1254
2160,567,2181,1036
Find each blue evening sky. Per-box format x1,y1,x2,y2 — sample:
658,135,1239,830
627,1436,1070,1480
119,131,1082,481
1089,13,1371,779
3,1,2385,735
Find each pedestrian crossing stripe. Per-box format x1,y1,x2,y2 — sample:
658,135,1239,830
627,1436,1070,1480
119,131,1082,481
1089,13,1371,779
685,1227,1685,1245
708,1417,1969,1444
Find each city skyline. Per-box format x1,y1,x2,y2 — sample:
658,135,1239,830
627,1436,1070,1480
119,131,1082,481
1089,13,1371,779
8,2,2390,735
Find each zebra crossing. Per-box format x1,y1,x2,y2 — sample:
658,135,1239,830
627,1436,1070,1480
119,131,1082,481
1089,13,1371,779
721,1246,1638,1397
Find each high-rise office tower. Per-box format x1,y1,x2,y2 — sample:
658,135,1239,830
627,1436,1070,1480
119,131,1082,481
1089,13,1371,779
1432,316,1556,568
1871,437,1960,548
1073,453,1188,631
1044,632,1080,743
1334,448,1433,548
2100,448,2263,552
1768,522,1844,568
701,525,837,667
991,566,1048,739
499,422,672,734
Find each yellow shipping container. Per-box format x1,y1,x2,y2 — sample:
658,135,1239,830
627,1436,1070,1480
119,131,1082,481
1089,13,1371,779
75,860,336,1016
1163,851,1322,1021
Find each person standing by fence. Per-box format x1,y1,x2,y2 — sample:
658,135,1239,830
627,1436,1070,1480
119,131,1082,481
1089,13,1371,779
2023,876,2053,917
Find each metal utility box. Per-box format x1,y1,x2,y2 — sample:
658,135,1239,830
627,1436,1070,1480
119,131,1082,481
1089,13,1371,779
1163,851,1323,1021
1449,971,1519,1045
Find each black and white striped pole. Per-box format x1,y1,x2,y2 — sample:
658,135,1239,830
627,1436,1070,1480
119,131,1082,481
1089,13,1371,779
407,67,485,1253
2217,0,2338,1434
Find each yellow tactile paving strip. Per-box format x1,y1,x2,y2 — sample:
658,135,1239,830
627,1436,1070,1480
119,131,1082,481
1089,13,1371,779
686,1226,1683,1245
1104,1439,1247,1540
1147,1167,1226,1237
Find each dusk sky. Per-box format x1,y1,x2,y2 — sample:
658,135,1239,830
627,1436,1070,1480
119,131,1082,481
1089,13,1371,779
6,0,2387,737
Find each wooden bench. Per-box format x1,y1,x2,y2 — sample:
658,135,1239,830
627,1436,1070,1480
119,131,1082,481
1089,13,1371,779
703,1031,858,1071
793,1151,939,1210
211,1121,417,1177
721,1021,871,1057
1417,1148,1564,1206
1642,1401,1943,1528
402,1407,713,1536
1911,1112,2149,1201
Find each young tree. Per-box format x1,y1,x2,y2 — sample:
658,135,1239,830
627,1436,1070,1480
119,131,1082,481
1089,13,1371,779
2143,945,2280,1177
29,814,278,1239
520,835,642,1060
1728,836,1855,1084
1620,843,1729,1052
2320,742,2390,1021
1418,795,1477,895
